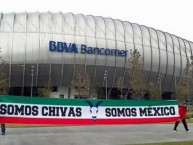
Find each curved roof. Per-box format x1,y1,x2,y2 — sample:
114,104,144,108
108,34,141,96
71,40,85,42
0,12,192,49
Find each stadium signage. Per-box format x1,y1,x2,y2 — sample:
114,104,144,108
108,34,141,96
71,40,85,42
49,41,128,57
0,96,180,125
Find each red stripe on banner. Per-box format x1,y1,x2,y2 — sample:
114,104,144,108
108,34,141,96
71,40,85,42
0,117,180,125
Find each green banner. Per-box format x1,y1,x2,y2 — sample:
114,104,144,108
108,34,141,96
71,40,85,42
0,95,180,125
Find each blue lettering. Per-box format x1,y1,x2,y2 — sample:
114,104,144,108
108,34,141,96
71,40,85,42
57,42,64,52
99,48,105,55
81,44,87,54
94,47,100,54
49,41,128,57
105,49,110,55
49,41,57,51
111,49,119,56
87,47,93,54
62,42,70,52
119,50,128,56
70,43,78,53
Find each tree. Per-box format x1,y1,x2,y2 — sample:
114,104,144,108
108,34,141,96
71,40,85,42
175,58,191,102
147,82,160,100
71,65,90,98
89,85,104,99
37,80,52,97
127,49,146,98
0,59,9,95
116,76,126,99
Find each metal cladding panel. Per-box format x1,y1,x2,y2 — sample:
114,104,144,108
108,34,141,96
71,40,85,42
14,13,26,32
26,33,39,63
62,35,75,64
75,42,86,65
63,13,74,35
157,31,167,51
178,38,187,75
51,34,63,64
0,33,12,62
157,31,167,75
125,43,134,68
184,40,192,58
172,35,180,54
165,33,174,75
114,22,125,69
95,16,106,66
172,35,181,76
75,14,85,36
0,13,14,32
114,19,124,41
52,13,63,34
141,26,150,47
95,16,105,39
12,33,25,64
39,33,52,63
27,12,39,32
181,55,187,71
0,12,193,92
105,18,115,40
86,15,95,37
190,42,193,55
149,28,158,49
74,15,86,66
175,54,181,76
178,38,186,57
40,13,52,33
148,28,159,83
143,46,151,71
116,41,126,68
132,24,143,62
85,16,96,66
96,38,106,66
105,18,116,67
141,26,151,72
132,23,142,46
123,22,134,43
160,50,167,74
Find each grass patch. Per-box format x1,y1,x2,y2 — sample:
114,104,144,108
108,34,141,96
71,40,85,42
131,141,193,145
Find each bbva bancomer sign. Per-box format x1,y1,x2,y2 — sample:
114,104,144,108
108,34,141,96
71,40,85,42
49,41,128,57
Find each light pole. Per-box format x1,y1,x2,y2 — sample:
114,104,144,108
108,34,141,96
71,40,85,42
104,69,108,100
31,65,34,97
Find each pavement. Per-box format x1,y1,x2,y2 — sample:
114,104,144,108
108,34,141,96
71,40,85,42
0,123,192,145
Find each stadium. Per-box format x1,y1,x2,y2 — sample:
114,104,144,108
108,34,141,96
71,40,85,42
0,12,193,99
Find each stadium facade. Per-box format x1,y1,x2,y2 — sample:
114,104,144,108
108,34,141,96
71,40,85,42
0,12,193,98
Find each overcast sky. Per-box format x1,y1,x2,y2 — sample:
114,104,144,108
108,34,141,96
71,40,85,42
1,0,193,42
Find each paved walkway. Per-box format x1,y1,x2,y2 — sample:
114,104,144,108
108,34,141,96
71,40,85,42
0,124,192,145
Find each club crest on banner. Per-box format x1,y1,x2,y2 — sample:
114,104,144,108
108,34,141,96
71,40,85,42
85,100,103,121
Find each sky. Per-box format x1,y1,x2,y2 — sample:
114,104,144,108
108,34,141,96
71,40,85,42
1,0,193,42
